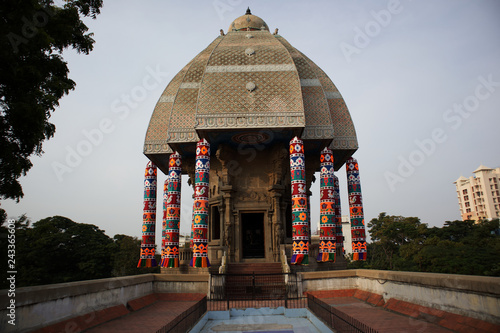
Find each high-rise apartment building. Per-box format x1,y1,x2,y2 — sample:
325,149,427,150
454,165,500,221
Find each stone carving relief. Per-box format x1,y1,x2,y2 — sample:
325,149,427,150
269,145,288,186
236,190,266,202
183,159,196,187
215,144,236,186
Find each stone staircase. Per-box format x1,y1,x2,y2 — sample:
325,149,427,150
224,263,286,300
226,263,283,275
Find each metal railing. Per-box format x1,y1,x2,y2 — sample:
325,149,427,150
208,272,306,310
307,294,379,333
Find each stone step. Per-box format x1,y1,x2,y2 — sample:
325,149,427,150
226,263,283,275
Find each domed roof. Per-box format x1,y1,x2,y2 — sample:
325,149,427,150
229,8,269,32
144,11,358,171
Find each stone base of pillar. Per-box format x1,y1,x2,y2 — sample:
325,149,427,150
160,266,210,275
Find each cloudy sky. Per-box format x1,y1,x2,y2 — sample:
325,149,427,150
2,1,500,245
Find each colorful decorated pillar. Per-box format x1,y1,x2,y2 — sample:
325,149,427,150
190,213,194,249
160,177,169,265
138,161,157,267
289,136,309,265
307,192,312,252
318,147,336,262
334,175,344,251
346,157,367,261
161,152,182,268
190,139,210,268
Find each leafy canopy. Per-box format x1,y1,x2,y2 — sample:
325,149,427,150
356,212,500,276
0,212,159,288
0,0,103,200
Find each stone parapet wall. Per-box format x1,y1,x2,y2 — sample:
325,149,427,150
154,274,209,293
1,274,155,333
301,269,500,325
0,274,208,333
1,270,499,332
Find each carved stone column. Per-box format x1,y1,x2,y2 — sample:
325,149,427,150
269,187,284,261
216,144,234,186
269,145,287,261
216,144,236,262
221,185,234,261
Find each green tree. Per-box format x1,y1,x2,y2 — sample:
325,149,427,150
111,234,160,276
13,216,114,287
367,212,427,270
1,212,162,288
0,210,31,288
417,219,500,276
365,213,500,276
0,0,103,200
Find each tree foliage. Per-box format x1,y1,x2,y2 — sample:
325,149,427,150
111,234,160,277
0,0,103,200
4,215,114,287
0,213,159,288
354,213,500,276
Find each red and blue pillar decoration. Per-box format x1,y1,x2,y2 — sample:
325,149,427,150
289,136,309,265
138,161,157,267
161,152,182,268
190,213,194,250
318,147,336,262
346,157,367,261
190,139,210,268
160,177,169,266
334,175,344,252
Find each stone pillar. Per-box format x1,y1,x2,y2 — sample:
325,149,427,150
289,136,309,265
270,146,287,261
318,147,336,262
138,161,157,267
190,139,211,268
270,188,284,261
162,152,182,268
334,175,344,251
221,186,234,261
233,212,240,262
346,157,367,261
216,144,235,262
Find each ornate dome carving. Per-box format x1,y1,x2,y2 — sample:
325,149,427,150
144,11,358,171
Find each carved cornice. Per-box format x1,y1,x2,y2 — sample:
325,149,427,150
143,141,172,154
301,125,335,140
330,136,358,150
196,113,305,129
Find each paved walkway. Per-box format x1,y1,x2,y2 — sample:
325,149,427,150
321,297,452,333
83,299,202,333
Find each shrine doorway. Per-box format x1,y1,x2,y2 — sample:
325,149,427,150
241,212,265,259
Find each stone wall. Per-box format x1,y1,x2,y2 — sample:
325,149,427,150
154,274,209,293
301,269,500,324
1,270,498,332
0,274,208,333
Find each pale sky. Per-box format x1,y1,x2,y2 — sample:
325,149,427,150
2,1,500,246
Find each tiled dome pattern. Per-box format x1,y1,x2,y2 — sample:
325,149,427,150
144,13,358,161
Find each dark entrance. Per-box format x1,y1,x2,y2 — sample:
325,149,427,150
241,213,265,258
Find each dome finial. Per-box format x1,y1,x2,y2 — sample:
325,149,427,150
229,9,269,32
